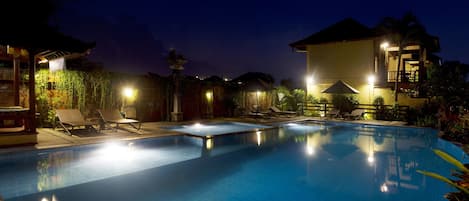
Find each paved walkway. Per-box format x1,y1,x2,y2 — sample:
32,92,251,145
0,116,408,154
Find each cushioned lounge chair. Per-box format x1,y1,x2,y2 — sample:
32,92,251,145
98,109,141,130
326,108,341,119
55,109,99,135
344,109,365,120
269,106,296,116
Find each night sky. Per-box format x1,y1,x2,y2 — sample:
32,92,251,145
56,0,469,85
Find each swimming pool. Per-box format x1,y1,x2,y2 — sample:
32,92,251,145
1,121,465,201
161,122,272,137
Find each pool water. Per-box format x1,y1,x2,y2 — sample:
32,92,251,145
162,122,272,136
1,121,465,201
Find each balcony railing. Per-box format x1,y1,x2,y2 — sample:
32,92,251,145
387,70,419,83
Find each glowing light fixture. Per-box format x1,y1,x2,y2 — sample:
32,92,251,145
367,75,375,85
380,42,389,49
38,59,48,64
193,122,203,129
205,91,213,101
122,87,134,98
305,75,314,85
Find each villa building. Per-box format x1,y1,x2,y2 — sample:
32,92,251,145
290,18,440,107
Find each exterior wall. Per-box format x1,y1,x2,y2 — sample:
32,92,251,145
306,40,375,104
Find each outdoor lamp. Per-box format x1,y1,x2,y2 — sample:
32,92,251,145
205,91,213,101
380,42,389,49
367,75,375,85
306,75,314,86
123,87,134,98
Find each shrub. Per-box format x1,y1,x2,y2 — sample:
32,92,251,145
331,94,358,113
373,96,386,120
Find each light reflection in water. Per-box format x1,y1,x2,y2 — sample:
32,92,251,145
306,145,315,156
40,194,58,201
96,142,136,161
380,183,389,192
287,122,444,197
206,138,213,150
256,131,262,146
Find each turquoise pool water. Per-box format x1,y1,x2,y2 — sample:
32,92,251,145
0,121,465,201
161,122,272,136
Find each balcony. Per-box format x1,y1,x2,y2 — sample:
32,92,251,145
387,70,419,83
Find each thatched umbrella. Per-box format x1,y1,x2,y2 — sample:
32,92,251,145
322,80,359,94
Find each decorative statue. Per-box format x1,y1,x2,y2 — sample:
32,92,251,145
166,48,186,121
167,48,187,71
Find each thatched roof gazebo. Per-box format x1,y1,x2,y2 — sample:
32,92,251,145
322,80,359,94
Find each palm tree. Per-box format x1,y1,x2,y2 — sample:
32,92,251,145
376,12,428,104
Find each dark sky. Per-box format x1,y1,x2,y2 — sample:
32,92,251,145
56,0,469,85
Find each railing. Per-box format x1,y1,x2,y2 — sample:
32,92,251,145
303,102,410,121
387,70,419,83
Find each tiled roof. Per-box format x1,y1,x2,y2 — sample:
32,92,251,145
290,18,375,51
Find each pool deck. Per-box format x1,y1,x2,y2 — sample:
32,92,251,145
0,116,408,154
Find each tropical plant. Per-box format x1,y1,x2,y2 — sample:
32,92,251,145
373,96,386,120
418,149,469,201
426,62,469,117
319,97,328,104
35,69,115,126
376,12,429,103
331,94,358,113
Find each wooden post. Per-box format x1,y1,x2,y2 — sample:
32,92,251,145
13,57,20,105
27,50,36,133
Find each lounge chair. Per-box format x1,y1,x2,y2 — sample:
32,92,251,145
344,109,365,120
55,109,100,135
326,108,341,119
98,109,141,130
269,106,296,116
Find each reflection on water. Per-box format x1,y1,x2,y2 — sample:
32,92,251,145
36,150,74,192
0,122,465,201
0,136,203,199
286,122,446,198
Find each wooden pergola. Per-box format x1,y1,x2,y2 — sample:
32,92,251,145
0,27,94,134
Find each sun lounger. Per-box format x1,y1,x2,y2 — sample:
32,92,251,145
55,109,99,135
343,109,365,120
269,106,296,116
326,109,341,118
98,109,141,130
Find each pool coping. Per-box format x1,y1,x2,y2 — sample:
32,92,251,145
0,117,439,155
